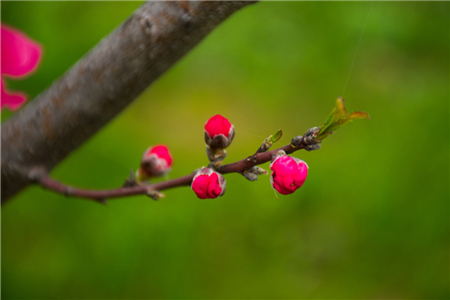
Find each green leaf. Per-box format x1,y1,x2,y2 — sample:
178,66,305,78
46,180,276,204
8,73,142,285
316,98,370,140
317,98,346,137
327,111,370,133
268,129,283,144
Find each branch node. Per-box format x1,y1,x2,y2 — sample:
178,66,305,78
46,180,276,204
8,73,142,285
305,144,322,152
123,170,138,187
302,127,322,151
28,166,48,183
146,189,165,201
251,166,268,176
273,150,286,160
291,135,303,148
242,166,268,182
206,147,227,168
63,187,73,197
256,137,272,153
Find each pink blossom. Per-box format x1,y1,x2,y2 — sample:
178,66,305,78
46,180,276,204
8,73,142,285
270,153,308,195
191,167,226,199
137,145,173,179
204,114,235,149
1,24,42,110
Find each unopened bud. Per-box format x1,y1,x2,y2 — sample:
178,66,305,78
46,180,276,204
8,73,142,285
270,153,308,195
242,166,268,181
303,127,321,145
146,189,165,201
137,145,173,180
243,171,258,181
291,135,303,147
204,114,235,150
191,167,226,199
250,166,268,175
305,144,321,152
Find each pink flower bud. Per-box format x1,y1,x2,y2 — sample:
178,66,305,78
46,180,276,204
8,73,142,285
1,24,42,110
204,114,235,149
270,153,308,195
137,145,173,179
191,167,226,199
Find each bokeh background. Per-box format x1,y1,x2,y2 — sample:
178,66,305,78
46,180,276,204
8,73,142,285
2,1,449,299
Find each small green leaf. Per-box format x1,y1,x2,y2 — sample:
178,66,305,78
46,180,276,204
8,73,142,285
331,98,348,123
344,111,370,121
316,98,369,140
317,98,346,137
326,111,370,133
268,129,283,144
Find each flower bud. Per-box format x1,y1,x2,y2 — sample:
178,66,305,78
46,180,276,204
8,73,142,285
270,152,308,195
204,114,235,150
191,167,226,199
242,166,268,182
291,135,303,147
137,145,173,180
243,170,258,182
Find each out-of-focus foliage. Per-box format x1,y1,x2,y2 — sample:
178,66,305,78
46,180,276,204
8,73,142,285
1,1,448,299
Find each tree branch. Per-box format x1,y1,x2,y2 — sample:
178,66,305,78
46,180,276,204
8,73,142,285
35,136,312,203
1,1,257,203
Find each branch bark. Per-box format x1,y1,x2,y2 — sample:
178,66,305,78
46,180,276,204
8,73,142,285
1,1,256,203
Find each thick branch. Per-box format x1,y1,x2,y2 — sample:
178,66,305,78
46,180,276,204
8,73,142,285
1,1,256,203
36,141,308,203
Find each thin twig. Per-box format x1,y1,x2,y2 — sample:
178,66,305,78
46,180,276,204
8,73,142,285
36,138,309,203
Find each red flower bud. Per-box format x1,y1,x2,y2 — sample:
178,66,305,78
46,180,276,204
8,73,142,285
204,114,235,149
270,152,308,195
137,145,173,179
191,167,226,199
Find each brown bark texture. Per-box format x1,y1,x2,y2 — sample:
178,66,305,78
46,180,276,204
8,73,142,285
1,1,256,203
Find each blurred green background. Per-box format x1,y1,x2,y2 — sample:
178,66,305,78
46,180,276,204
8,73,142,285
2,1,449,299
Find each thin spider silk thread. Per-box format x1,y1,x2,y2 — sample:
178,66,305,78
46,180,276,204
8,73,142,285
235,129,266,139
342,1,374,98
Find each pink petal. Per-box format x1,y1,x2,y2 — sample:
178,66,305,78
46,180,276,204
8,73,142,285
293,162,308,184
1,24,42,78
192,171,225,199
1,79,27,110
207,172,222,198
192,175,210,199
279,175,294,189
278,175,296,194
205,114,232,138
147,144,173,166
271,156,298,176
273,178,293,195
